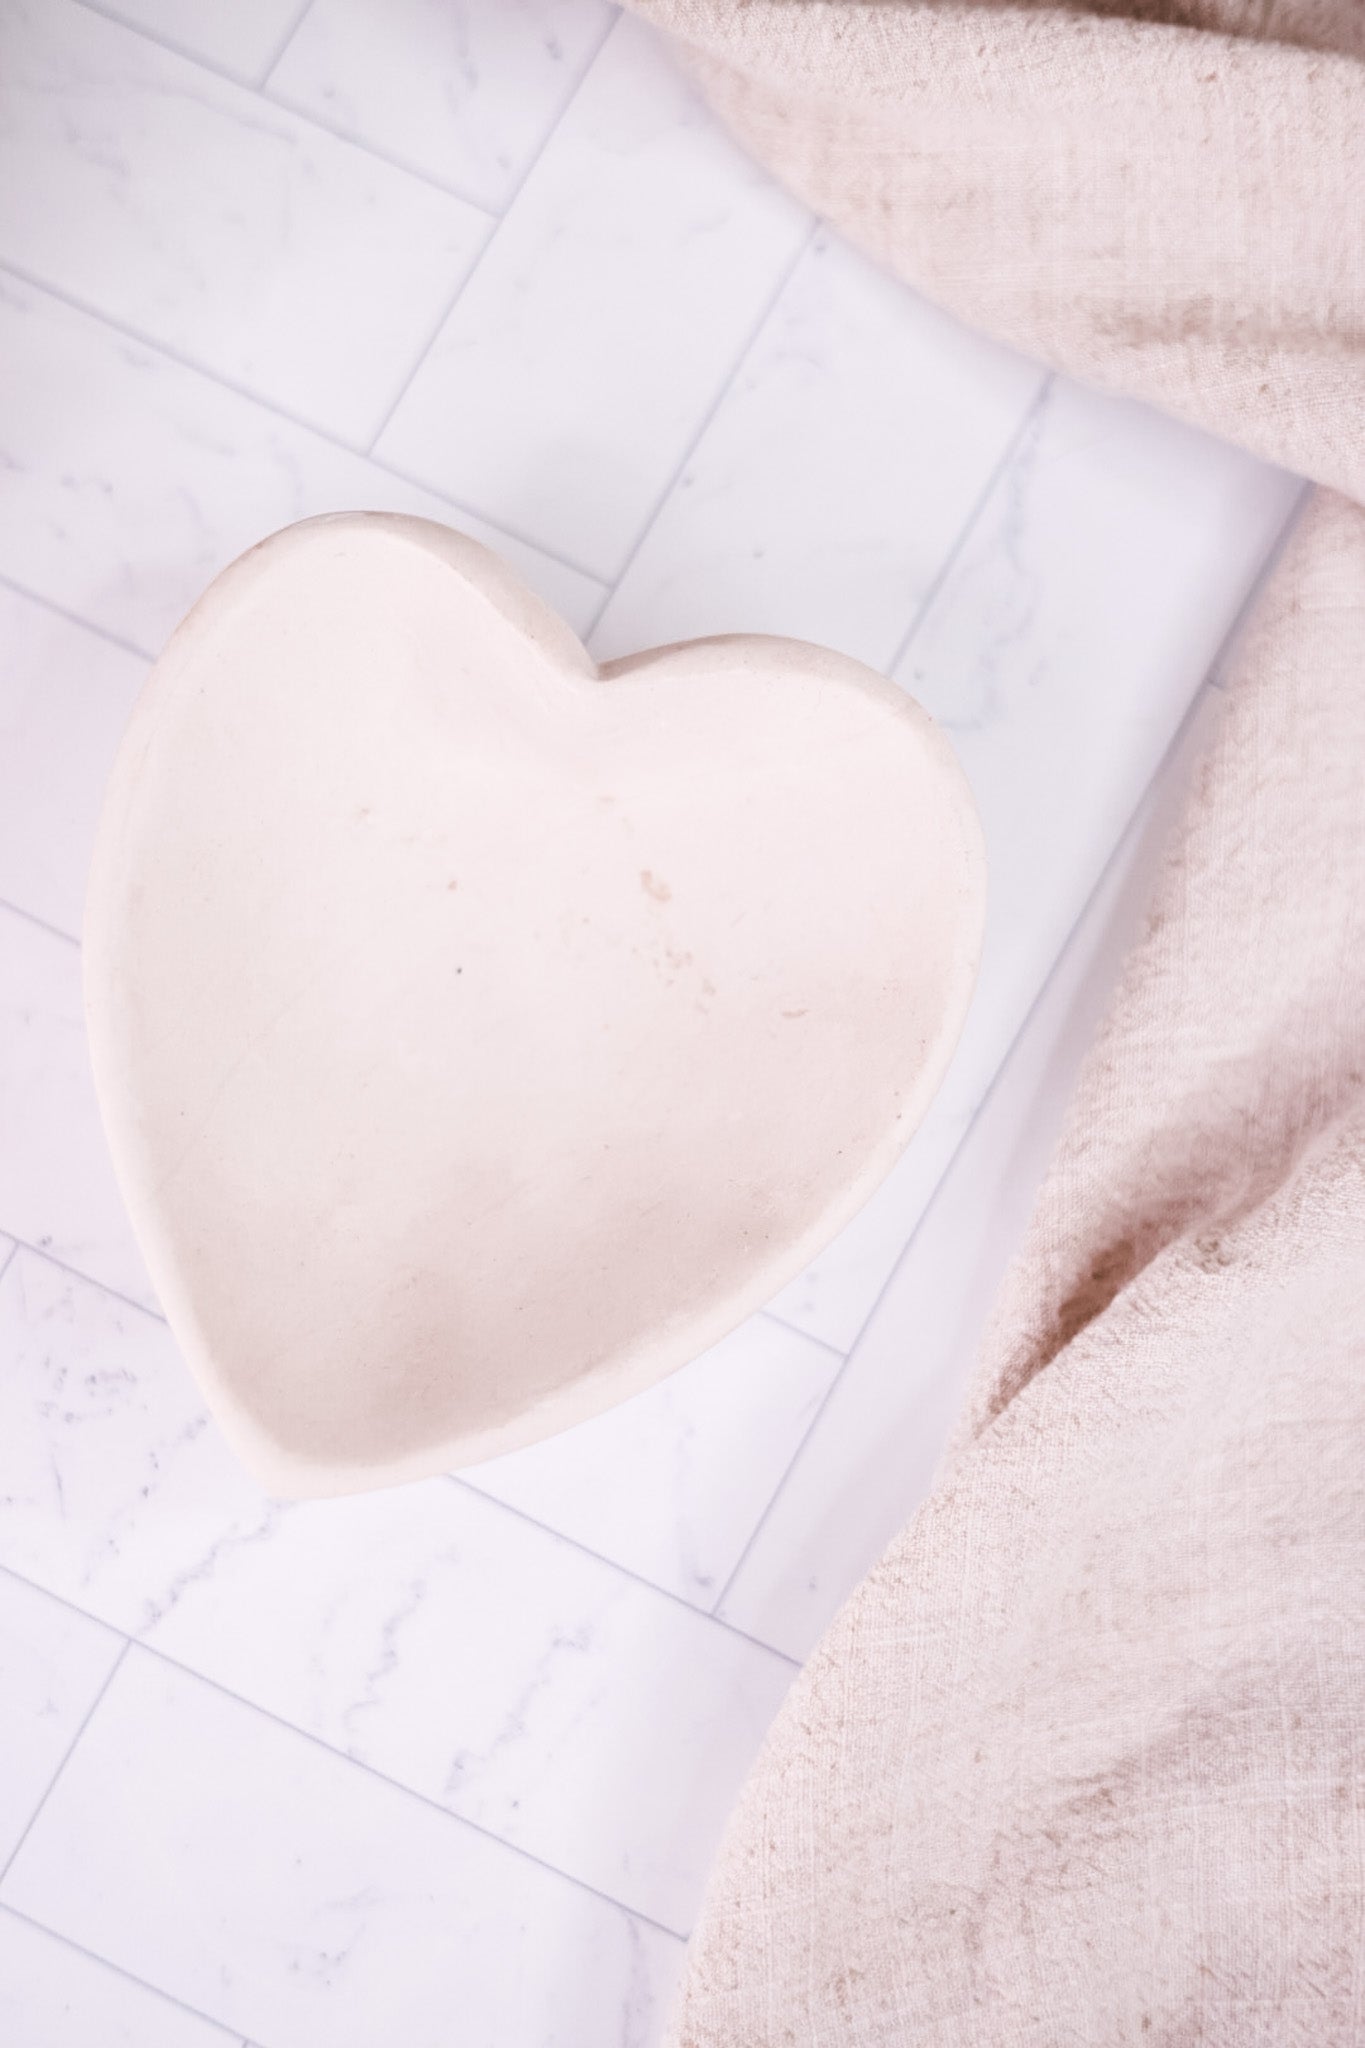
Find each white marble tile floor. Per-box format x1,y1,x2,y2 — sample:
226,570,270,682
0,2,1301,2042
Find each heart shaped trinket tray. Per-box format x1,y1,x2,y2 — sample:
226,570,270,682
85,513,985,1496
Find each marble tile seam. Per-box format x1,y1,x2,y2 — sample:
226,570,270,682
358,11,624,454
447,1474,801,1667
0,1901,242,2044
884,370,1055,681
256,0,321,89
0,897,82,950
756,1307,844,1362
0,1640,132,1892
0,571,157,666
0,261,611,599
0,1236,165,1324
63,0,504,215
581,214,822,635
63,0,279,88
0,1569,694,1944
267,5,622,214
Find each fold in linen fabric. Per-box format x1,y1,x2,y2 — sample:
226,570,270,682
622,3,1365,2039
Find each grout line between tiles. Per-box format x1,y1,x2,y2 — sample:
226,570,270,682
0,1564,692,1943
358,211,499,451
0,1902,242,2042
257,0,320,88
710,648,1261,1629
0,1239,165,1323
362,10,624,457
0,898,81,948
0,261,608,597
369,452,607,585
756,1307,844,1361
0,571,155,664
68,0,263,86
262,89,507,212
581,214,822,639
69,0,478,219
449,1474,800,1667
883,371,1053,681
264,6,623,220
0,1640,131,1891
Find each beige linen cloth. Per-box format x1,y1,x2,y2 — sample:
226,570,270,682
624,2,1365,2040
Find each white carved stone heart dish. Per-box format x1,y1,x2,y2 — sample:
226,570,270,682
85,513,986,1496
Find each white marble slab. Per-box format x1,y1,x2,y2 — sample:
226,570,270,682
0,1908,239,2047
762,378,1300,1351
592,233,1042,669
0,915,153,1307
0,1250,793,1933
0,275,604,656
1,1648,684,2048
270,0,618,211
0,588,147,940
77,0,308,84
0,1,490,443
0,1572,123,1866
376,15,811,577
468,1310,840,1605
719,686,1231,1659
